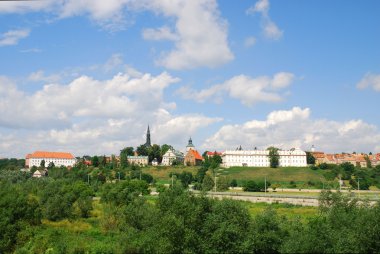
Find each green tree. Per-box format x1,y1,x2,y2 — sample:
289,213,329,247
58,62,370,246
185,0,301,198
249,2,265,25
202,174,214,191
267,147,280,168
161,144,173,156
306,151,316,165
40,159,46,169
92,156,99,167
136,144,149,156
150,144,162,163
47,161,55,170
365,155,372,168
120,147,132,168
243,180,259,192
178,171,193,188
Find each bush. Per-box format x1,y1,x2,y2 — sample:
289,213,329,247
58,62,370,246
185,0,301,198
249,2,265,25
243,180,259,192
230,179,238,187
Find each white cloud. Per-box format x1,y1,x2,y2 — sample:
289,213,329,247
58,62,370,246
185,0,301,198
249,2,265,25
0,70,220,157
142,26,178,41
28,70,61,83
262,19,283,40
356,72,380,92
0,29,30,46
202,107,380,153
176,72,295,106
1,1,233,69
244,36,257,47
137,0,234,69
247,0,283,40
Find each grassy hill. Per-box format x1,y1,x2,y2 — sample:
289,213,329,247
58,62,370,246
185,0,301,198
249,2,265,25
219,166,326,182
142,165,329,187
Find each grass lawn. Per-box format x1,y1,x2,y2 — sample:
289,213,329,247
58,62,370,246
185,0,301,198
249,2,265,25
142,165,199,183
219,166,326,185
242,201,319,221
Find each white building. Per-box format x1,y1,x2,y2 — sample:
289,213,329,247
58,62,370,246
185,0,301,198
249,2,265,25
162,148,184,166
26,151,76,168
222,148,307,168
127,156,149,166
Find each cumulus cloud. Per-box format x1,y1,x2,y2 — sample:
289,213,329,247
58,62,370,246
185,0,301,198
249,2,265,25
0,0,233,69
202,107,380,153
0,29,30,46
247,0,283,40
0,71,220,157
356,72,380,92
137,0,234,69
176,72,295,106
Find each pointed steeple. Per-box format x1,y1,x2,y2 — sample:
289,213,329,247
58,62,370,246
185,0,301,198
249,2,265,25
186,137,195,151
145,125,151,147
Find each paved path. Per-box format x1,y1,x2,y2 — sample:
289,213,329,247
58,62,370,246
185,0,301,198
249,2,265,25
207,192,320,206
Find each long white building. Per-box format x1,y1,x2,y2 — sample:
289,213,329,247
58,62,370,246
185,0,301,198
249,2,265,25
222,148,307,168
26,151,76,168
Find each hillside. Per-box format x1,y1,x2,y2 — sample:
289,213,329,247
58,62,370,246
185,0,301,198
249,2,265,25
142,165,329,187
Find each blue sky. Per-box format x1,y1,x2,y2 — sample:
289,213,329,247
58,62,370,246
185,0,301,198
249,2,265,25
0,0,379,158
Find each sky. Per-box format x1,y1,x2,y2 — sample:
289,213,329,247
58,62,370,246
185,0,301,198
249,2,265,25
0,0,380,158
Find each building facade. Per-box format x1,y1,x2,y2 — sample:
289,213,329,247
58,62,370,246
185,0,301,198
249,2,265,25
26,151,76,168
127,156,149,166
162,148,184,166
222,148,307,168
184,149,203,166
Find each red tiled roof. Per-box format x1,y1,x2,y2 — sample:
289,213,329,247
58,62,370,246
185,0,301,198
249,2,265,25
311,152,325,159
207,151,222,156
190,149,203,160
28,151,74,159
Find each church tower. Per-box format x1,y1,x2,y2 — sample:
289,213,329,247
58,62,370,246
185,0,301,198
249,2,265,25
145,125,151,147
186,137,195,152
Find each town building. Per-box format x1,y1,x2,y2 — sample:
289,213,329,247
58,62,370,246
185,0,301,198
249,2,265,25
222,147,307,168
206,151,222,158
127,155,149,166
25,151,76,168
184,138,203,166
162,148,184,166
310,151,380,167
32,169,47,178
184,149,203,166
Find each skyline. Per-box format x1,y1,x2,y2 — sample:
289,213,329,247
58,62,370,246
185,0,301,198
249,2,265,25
0,0,380,158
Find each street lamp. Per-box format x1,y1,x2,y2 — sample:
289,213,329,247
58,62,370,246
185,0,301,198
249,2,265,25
357,178,362,198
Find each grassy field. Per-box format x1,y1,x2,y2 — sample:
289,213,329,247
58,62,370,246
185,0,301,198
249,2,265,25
218,166,326,183
142,165,329,187
243,201,319,221
142,165,199,184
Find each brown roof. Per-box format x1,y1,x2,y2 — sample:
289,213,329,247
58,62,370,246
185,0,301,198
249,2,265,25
28,151,74,159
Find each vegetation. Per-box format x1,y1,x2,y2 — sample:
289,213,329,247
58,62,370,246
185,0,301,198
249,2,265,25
3,149,380,253
267,146,280,168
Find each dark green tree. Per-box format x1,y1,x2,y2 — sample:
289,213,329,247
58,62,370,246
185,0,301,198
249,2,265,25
306,152,316,165
267,147,280,168
91,156,99,167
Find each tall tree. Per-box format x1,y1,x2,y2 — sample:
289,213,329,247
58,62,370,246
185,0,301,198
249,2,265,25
267,147,280,168
150,144,162,163
91,156,99,167
136,144,149,156
306,152,316,165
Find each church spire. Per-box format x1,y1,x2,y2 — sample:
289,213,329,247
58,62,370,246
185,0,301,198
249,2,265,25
145,125,151,147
